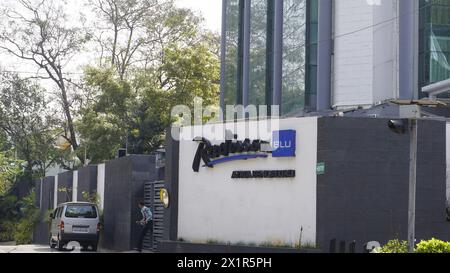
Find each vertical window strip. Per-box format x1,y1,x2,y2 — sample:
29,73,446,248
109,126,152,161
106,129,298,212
237,0,246,105
266,0,275,112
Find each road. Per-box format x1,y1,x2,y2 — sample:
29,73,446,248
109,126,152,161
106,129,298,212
0,242,149,253
0,242,94,253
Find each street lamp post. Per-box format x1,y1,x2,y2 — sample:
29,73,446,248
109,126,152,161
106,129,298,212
388,118,417,253
407,119,418,253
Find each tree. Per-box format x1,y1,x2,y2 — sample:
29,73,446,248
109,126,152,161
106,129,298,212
77,1,220,163
0,0,91,162
78,37,219,163
89,0,208,79
77,67,171,162
89,0,161,79
160,42,220,108
0,73,64,178
0,151,23,196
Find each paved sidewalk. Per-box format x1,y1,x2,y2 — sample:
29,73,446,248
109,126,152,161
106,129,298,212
0,242,153,253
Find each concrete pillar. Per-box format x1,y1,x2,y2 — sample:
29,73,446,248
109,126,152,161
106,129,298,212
399,0,419,100
316,0,333,111
97,164,106,210
72,171,78,202
53,176,58,209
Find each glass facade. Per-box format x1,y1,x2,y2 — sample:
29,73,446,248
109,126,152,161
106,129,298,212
249,0,271,107
282,0,318,115
222,0,318,115
419,0,450,98
224,0,245,106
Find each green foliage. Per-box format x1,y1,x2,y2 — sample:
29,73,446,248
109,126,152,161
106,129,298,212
57,187,73,202
0,1,221,169
0,221,16,242
161,43,220,108
0,191,39,244
416,238,450,253
0,195,19,219
82,191,101,205
0,152,23,196
14,210,39,245
0,73,62,179
44,209,54,225
76,1,220,164
13,191,39,245
378,239,409,253
377,238,450,253
79,38,219,163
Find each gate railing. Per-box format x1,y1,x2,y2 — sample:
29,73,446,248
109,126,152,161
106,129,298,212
143,181,165,251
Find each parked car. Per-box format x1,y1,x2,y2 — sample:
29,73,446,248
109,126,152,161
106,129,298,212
49,202,101,251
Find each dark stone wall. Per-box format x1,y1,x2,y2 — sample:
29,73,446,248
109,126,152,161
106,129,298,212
163,128,179,242
41,177,55,212
77,165,98,202
34,179,41,207
130,155,158,249
317,117,450,253
415,120,450,241
33,177,55,245
57,171,73,204
10,179,33,200
102,155,157,251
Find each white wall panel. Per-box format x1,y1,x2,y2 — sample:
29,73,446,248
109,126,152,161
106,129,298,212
334,0,374,108
177,117,318,246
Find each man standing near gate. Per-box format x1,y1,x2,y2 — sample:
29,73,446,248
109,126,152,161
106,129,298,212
136,201,153,253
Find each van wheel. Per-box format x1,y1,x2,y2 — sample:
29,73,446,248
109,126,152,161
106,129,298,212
91,243,98,252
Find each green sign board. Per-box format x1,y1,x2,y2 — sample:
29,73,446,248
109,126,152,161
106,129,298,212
316,163,326,175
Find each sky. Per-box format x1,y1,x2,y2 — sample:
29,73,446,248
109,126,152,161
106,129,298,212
176,0,222,33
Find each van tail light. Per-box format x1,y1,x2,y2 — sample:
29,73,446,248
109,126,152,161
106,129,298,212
97,223,101,232
59,221,65,231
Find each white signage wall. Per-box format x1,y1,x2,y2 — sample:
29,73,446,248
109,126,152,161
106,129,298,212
177,117,318,246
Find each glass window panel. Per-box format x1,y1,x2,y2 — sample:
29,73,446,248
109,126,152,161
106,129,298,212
419,0,450,98
224,0,244,106
249,0,269,107
282,0,308,115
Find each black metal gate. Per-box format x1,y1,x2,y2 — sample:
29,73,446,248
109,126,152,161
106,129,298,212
143,181,165,251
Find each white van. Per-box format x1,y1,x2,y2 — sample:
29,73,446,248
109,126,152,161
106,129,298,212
49,202,100,251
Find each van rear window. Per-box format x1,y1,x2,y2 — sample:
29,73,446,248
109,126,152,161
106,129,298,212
65,205,98,219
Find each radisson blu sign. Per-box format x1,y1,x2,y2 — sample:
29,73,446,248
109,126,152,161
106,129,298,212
192,130,297,172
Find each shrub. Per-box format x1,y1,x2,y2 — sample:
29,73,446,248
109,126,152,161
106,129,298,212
0,221,16,242
13,209,39,245
378,239,409,253
82,191,100,205
44,209,54,224
416,238,450,253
